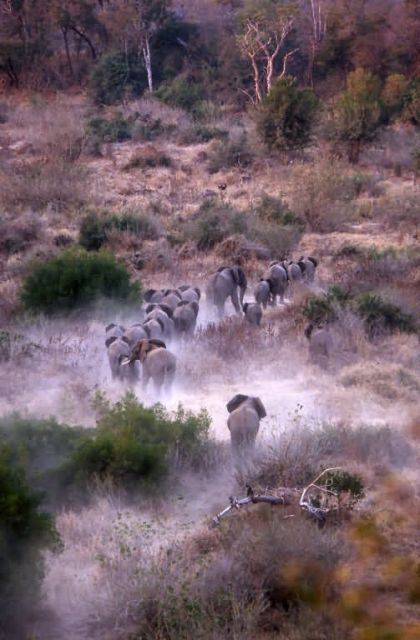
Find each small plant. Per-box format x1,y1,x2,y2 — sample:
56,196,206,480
156,74,205,115
255,193,301,226
89,50,147,105
355,293,417,338
86,113,132,143
79,211,107,250
124,145,172,170
187,200,251,251
79,211,159,251
21,248,139,313
207,134,253,174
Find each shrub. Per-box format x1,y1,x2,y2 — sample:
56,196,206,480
71,393,212,486
90,50,147,105
86,113,132,143
355,293,417,338
187,200,251,251
254,193,301,226
0,218,40,255
123,145,172,170
0,448,61,635
207,134,253,174
21,248,139,313
156,74,205,115
79,211,159,251
179,124,228,144
328,68,382,162
382,73,410,122
255,76,319,151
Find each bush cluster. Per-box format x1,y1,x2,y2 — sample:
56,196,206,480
89,50,147,105
207,134,254,174
156,75,206,116
79,210,159,251
86,113,132,143
21,248,139,313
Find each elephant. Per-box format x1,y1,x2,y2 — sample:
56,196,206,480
298,256,318,283
126,339,176,393
144,288,166,304
254,278,274,309
105,323,125,341
263,262,288,304
143,317,165,340
123,324,148,347
243,302,263,326
173,300,199,337
226,394,267,453
145,303,175,340
105,336,138,381
161,289,183,311
179,285,201,304
283,261,304,282
206,266,247,318
304,323,332,369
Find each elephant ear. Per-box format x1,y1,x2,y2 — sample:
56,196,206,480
144,289,157,302
193,287,201,299
145,303,157,314
269,260,280,267
121,336,131,345
177,300,190,307
190,300,199,317
217,265,229,273
298,260,306,273
178,284,191,292
266,278,275,293
142,323,151,338
230,267,247,288
148,338,166,349
132,323,143,327
105,336,118,348
226,394,249,414
307,256,318,267
155,317,164,331
105,323,117,332
158,303,173,318
251,397,267,419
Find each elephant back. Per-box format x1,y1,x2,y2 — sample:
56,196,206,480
226,394,249,413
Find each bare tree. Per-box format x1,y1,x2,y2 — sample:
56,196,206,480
237,0,298,103
305,0,327,85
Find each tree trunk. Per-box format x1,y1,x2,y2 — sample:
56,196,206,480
62,27,74,80
142,36,153,92
70,26,97,59
250,53,262,103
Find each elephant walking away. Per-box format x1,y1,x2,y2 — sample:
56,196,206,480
243,302,263,326
226,394,267,454
206,266,247,318
173,300,199,337
106,336,138,381
298,256,318,283
304,323,332,369
254,279,274,308
125,339,176,393
263,262,288,304
123,324,148,347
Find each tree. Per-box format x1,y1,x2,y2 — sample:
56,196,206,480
237,0,299,104
329,68,382,162
255,75,318,150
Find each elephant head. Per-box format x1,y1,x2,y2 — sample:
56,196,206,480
307,256,318,267
178,284,192,292
226,394,266,418
144,289,158,302
129,338,166,363
105,335,130,348
145,302,174,318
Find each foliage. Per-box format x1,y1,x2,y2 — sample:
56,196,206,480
381,73,410,122
328,68,382,162
21,248,139,313
123,146,172,170
90,50,147,105
72,393,211,485
79,211,159,250
355,293,417,338
255,76,319,151
207,134,254,174
188,200,251,251
324,469,365,501
156,74,205,115
255,192,301,226
0,448,61,634
86,113,132,143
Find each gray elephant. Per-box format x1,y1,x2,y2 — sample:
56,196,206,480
105,323,125,341
161,289,183,311
123,324,148,347
145,303,175,340
226,394,267,453
243,302,263,326
105,336,138,381
179,285,201,304
143,317,165,340
173,300,199,337
263,262,288,304
206,266,247,318
125,339,176,393
144,289,165,304
298,256,318,283
283,260,304,282
254,278,274,309
304,323,332,369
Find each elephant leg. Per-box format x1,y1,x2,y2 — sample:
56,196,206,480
230,289,241,315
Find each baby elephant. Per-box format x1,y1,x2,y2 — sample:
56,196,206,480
304,323,332,369
254,279,273,309
226,394,267,454
243,302,263,326
126,338,176,393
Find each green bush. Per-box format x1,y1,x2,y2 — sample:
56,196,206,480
0,448,61,634
90,50,147,105
180,125,228,144
255,193,301,226
79,211,159,250
86,113,132,143
207,134,253,174
71,393,212,486
156,74,205,114
21,248,139,313
188,200,251,251
355,293,417,338
255,76,319,151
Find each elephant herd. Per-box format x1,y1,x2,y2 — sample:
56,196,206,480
103,257,322,454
